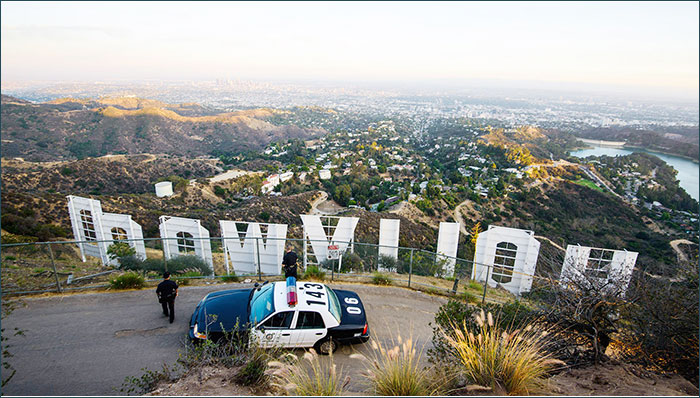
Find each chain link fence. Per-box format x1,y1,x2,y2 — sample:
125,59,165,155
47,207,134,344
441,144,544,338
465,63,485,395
0,236,547,304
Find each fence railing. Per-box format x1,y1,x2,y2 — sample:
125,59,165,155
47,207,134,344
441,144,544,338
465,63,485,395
0,236,552,302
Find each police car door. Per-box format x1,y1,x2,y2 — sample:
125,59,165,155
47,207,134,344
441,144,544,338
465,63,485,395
294,311,327,348
254,310,295,348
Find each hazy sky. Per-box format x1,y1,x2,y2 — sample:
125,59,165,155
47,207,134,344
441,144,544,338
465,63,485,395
2,1,698,99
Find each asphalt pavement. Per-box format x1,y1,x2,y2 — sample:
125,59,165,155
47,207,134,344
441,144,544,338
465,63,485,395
1,282,445,396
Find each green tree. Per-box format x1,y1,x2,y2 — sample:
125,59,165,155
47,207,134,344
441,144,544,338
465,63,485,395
107,242,136,261
334,184,352,206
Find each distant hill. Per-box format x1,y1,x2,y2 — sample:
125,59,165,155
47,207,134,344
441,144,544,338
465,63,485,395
0,95,326,161
577,126,699,160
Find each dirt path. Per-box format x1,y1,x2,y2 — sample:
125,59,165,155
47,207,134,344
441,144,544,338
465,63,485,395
548,360,697,396
670,238,695,263
535,235,567,252
453,199,471,235
309,191,338,215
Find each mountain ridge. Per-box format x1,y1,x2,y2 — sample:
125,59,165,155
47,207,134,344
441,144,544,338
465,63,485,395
1,95,325,161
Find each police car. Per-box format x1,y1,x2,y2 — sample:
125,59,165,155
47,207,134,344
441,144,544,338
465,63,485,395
188,280,370,354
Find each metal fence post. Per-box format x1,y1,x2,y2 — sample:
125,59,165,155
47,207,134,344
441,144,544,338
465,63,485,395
408,248,414,288
162,238,168,272
48,243,62,293
481,263,490,304
255,237,262,281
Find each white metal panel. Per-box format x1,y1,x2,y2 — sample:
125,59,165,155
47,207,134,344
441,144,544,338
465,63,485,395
220,221,288,276
300,215,359,265
220,221,258,275
259,223,288,275
66,195,108,264
158,216,213,272
378,219,400,271
472,225,540,296
560,245,638,295
436,222,460,277
99,212,147,266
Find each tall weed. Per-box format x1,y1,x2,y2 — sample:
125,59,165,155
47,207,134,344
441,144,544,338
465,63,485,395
354,335,448,395
267,350,349,396
442,310,563,395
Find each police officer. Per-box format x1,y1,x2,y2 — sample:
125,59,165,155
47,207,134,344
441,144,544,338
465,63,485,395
156,272,178,323
282,245,299,279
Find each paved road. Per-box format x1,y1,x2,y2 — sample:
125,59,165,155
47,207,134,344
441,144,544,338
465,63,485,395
1,282,445,396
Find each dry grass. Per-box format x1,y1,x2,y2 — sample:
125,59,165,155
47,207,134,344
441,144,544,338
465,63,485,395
443,310,564,395
353,335,448,396
266,350,349,396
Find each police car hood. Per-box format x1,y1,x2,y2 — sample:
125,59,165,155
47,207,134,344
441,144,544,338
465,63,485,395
197,289,253,332
333,289,367,326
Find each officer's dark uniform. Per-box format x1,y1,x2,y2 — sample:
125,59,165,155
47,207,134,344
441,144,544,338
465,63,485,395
156,278,178,323
282,251,298,279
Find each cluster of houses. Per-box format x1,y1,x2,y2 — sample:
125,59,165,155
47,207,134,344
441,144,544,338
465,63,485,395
261,171,295,194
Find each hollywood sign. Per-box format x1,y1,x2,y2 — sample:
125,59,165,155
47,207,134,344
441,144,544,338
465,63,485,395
65,196,638,295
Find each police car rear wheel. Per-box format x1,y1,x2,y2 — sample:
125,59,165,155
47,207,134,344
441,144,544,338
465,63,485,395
315,338,338,355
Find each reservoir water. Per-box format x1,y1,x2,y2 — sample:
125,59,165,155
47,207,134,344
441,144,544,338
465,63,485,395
570,146,699,202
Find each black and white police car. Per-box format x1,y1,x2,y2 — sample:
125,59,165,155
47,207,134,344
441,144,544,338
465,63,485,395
189,280,370,354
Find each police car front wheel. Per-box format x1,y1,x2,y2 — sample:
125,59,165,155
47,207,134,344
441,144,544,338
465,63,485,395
314,338,338,355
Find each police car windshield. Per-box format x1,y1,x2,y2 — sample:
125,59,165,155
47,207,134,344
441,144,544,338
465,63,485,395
249,284,275,325
326,286,341,323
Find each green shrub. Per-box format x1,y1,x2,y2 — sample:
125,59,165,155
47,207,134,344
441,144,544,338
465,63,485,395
167,255,212,275
461,290,479,304
109,272,146,290
340,252,364,273
107,242,136,262
175,271,202,286
378,255,397,272
371,272,392,286
302,266,326,281
120,364,177,395
221,273,240,283
119,255,212,275
468,280,483,290
428,299,536,366
235,345,269,386
4,256,16,261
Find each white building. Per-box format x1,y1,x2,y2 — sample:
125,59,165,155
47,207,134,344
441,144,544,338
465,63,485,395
267,174,280,185
471,225,541,296
319,169,332,180
155,181,174,197
280,171,294,182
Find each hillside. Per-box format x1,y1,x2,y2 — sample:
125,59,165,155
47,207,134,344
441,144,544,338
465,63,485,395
459,179,679,277
1,155,221,195
0,95,325,161
577,126,699,160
